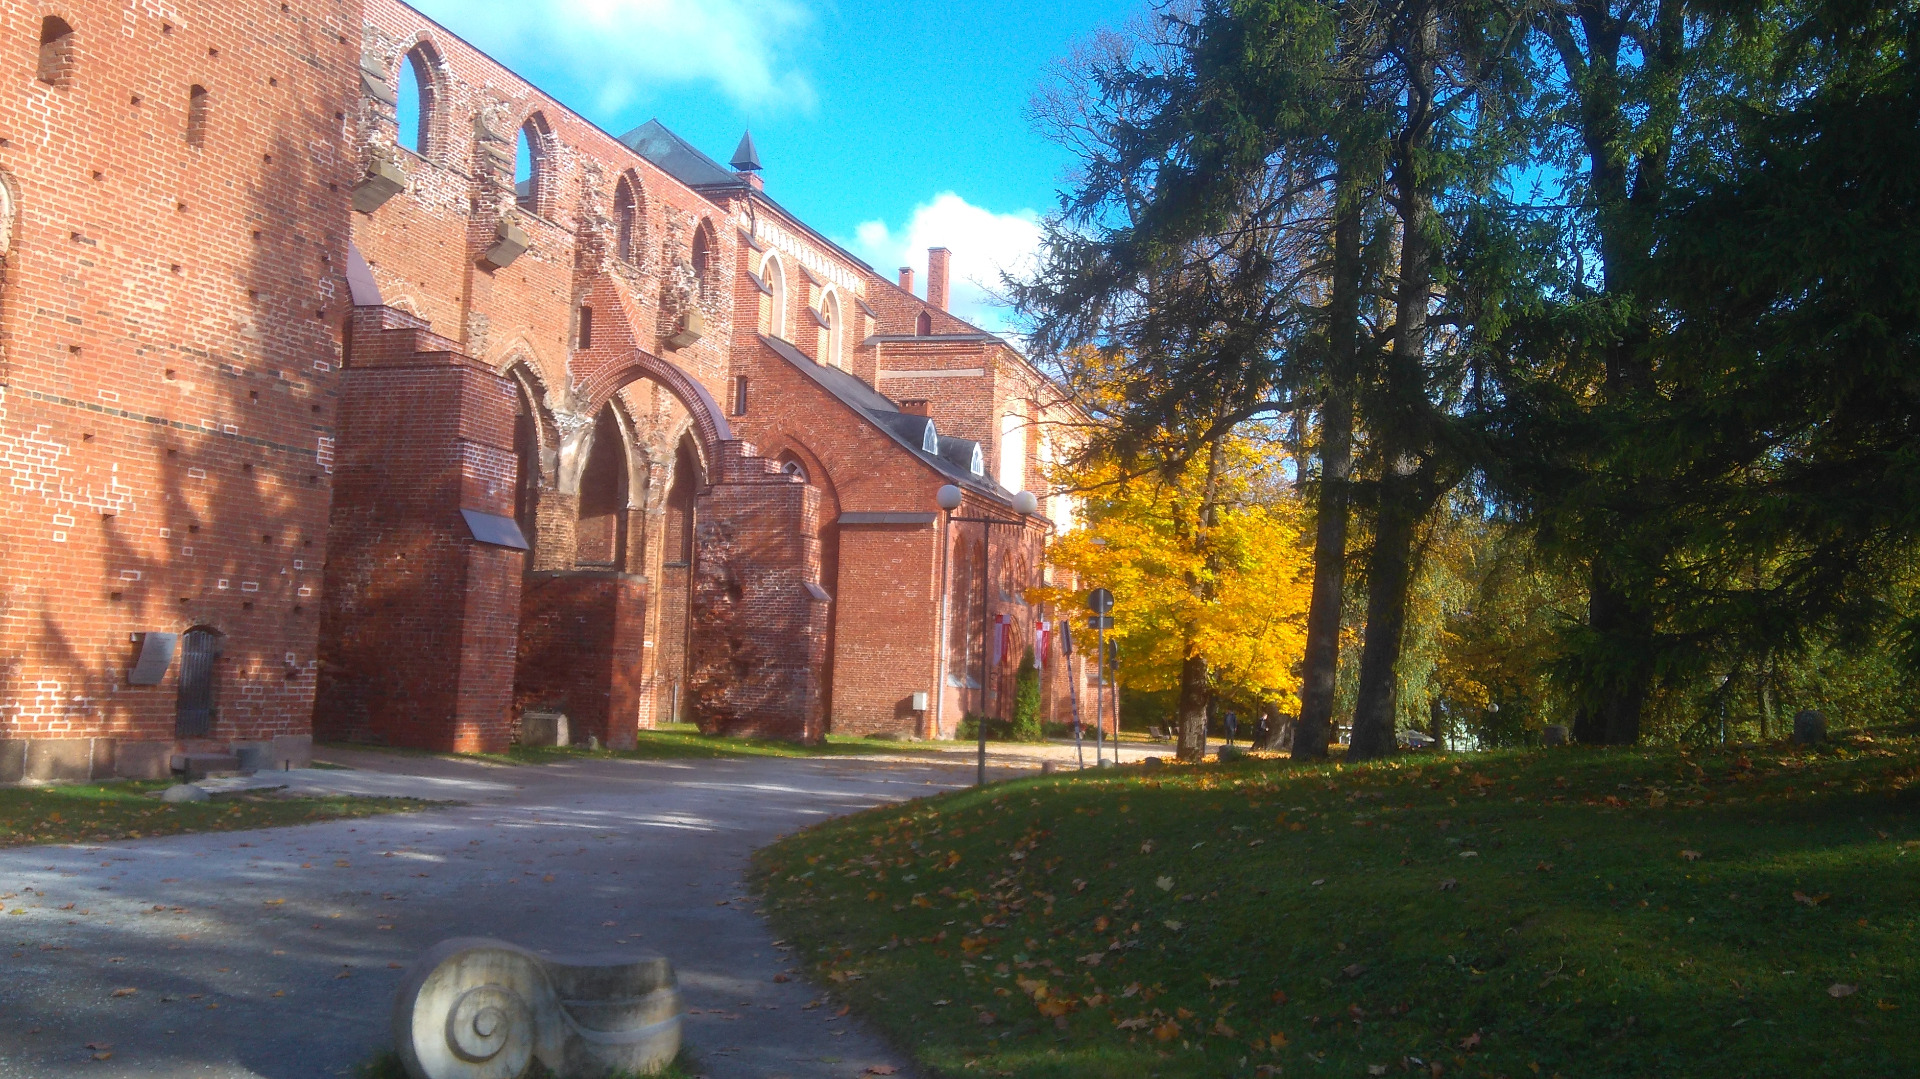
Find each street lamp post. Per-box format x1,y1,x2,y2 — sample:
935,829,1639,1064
937,483,1039,787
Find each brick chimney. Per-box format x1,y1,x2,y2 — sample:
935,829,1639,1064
898,266,915,295
900,399,931,417
926,247,951,311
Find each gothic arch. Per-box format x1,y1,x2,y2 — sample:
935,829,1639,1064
690,217,718,304
514,111,555,215
571,349,732,457
394,36,448,160
612,169,647,268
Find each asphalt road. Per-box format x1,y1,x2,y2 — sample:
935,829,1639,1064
0,747,1067,1079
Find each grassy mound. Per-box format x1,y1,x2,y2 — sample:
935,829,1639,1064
752,733,1919,1078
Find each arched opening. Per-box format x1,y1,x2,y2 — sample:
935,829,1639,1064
515,118,544,213
175,626,222,738
37,16,75,86
614,175,640,264
763,254,787,340
511,377,544,566
820,289,843,368
916,310,933,336
690,223,711,302
657,433,703,724
186,85,210,148
777,452,808,482
396,45,435,156
575,406,629,571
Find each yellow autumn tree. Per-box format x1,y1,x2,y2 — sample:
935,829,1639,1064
1040,436,1314,718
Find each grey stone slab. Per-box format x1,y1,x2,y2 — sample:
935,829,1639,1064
114,741,172,780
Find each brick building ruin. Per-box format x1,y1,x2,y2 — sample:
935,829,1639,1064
0,0,1108,781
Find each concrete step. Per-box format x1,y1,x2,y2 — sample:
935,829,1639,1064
171,752,241,780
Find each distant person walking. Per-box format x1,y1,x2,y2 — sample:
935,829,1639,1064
1224,710,1238,747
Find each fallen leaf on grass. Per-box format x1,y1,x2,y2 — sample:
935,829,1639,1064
1681,850,1702,861
1793,891,1831,907
1153,1020,1181,1042
1156,876,1174,892
1341,964,1367,979
1829,984,1858,999
1266,1031,1289,1047
1370,1067,1389,1076
1439,878,1458,891
1460,1031,1482,1050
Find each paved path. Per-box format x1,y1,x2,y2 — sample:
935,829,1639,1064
0,746,1113,1079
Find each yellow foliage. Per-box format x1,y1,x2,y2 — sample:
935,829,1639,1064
1040,438,1314,708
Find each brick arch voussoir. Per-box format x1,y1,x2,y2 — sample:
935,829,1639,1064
574,349,732,456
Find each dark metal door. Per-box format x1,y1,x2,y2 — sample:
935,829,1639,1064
174,629,219,738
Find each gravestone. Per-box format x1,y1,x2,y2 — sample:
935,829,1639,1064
1541,724,1570,747
1793,710,1827,745
519,711,569,748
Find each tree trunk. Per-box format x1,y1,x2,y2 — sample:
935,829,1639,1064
1349,0,1437,764
1174,648,1211,762
1175,437,1227,763
1348,467,1426,760
1292,171,1363,761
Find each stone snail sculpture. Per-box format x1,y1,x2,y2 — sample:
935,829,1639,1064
393,938,683,1079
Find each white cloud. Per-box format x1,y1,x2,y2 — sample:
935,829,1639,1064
847,193,1043,337
412,0,816,112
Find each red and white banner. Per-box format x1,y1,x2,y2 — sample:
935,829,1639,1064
991,613,1014,668
1034,622,1051,669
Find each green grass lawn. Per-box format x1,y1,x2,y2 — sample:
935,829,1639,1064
0,780,431,848
752,731,1920,1078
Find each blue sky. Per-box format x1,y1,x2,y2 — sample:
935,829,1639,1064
409,0,1146,332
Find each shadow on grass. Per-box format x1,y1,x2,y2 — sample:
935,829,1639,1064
0,779,430,848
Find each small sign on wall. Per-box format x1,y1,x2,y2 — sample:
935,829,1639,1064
128,632,178,685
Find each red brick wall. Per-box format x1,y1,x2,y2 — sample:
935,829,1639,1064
513,571,646,749
0,0,356,771
313,307,523,752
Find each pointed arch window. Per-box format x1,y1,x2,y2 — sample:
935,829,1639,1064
821,289,843,369
396,46,436,156
764,254,787,341
515,119,544,213
916,310,932,336
614,176,640,264
690,225,711,302
37,16,75,85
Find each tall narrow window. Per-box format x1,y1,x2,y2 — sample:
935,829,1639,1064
821,290,843,369
396,47,433,155
186,85,210,148
577,305,593,350
690,225,710,301
37,17,75,86
916,310,932,336
515,120,542,212
731,375,748,417
764,255,787,340
614,176,638,263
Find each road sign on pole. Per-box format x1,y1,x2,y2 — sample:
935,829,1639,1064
1087,588,1115,615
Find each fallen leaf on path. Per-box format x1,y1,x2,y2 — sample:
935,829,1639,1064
110,988,136,998
865,1068,898,1076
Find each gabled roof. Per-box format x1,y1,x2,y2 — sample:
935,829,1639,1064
619,119,741,189
759,335,1015,505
